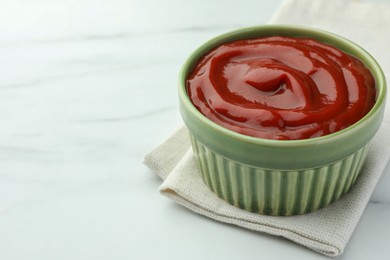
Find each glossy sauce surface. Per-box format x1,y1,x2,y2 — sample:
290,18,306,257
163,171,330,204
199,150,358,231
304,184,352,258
186,36,376,140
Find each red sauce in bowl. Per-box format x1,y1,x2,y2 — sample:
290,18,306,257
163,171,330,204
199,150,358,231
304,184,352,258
186,36,376,140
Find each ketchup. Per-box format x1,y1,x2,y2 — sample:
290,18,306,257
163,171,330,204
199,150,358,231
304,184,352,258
186,36,376,140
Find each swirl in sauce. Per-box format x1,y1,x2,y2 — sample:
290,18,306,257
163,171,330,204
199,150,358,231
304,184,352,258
186,36,376,140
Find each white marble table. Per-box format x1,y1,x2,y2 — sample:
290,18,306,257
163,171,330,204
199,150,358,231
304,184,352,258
0,0,389,259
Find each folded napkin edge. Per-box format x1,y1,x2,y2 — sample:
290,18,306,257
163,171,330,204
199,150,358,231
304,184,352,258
159,184,341,257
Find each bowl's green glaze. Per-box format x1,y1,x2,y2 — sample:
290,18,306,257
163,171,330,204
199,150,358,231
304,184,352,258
179,25,386,216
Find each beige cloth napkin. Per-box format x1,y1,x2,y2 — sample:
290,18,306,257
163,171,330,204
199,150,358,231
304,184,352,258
144,0,390,257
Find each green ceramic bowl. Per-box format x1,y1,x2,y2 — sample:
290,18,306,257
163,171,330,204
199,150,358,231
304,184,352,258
178,25,387,216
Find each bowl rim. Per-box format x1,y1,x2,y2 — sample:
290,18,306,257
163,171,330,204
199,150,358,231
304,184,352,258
179,24,387,148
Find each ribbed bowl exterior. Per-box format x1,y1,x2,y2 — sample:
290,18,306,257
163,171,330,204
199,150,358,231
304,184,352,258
179,26,386,216
190,135,368,216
